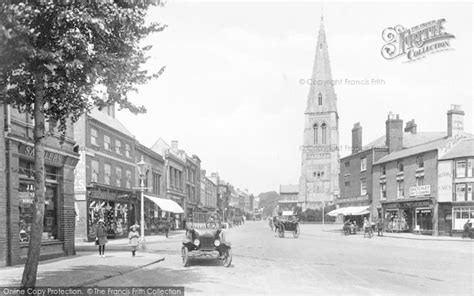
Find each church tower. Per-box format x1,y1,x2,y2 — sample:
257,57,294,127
298,17,340,210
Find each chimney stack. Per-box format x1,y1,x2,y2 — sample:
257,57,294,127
386,112,403,153
447,104,464,138
351,122,362,154
171,140,178,151
404,119,417,134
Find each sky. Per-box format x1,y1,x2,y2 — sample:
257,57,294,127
116,1,473,195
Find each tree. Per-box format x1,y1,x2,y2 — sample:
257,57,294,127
0,0,165,288
257,191,282,217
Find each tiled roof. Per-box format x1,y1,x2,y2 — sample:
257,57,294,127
362,132,447,151
439,138,474,160
279,184,299,194
89,109,134,138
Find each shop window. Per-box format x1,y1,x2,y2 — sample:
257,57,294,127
456,160,466,178
115,167,122,187
455,184,466,201
313,124,318,145
125,144,131,158
125,170,132,189
19,160,34,178
360,178,367,196
87,200,132,240
91,128,98,146
416,176,424,186
104,135,111,151
91,160,99,183
380,182,387,199
397,180,404,198
45,166,58,181
115,140,122,155
360,157,367,172
19,183,58,243
416,209,432,231
104,164,111,185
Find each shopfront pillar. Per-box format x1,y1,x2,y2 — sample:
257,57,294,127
433,201,439,236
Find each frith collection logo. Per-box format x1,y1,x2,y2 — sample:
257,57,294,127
381,19,455,62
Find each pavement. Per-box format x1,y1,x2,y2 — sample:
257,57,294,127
1,222,473,295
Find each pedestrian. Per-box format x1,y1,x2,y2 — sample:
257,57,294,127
128,225,140,257
95,219,108,258
377,218,384,236
164,219,170,238
463,220,471,239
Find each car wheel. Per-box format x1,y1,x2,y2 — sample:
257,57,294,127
181,246,190,267
223,248,232,267
293,224,300,238
278,225,285,238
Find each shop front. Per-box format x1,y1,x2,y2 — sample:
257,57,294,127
382,199,433,234
5,142,79,266
143,195,184,231
86,187,136,241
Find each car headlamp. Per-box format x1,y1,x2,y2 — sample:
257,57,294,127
193,239,200,246
214,240,221,247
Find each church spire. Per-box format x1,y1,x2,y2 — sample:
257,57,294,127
306,16,337,114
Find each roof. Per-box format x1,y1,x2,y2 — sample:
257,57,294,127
362,132,447,151
279,184,299,194
89,109,135,138
373,133,474,165
439,138,474,160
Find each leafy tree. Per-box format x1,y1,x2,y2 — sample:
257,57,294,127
257,191,282,217
0,0,165,288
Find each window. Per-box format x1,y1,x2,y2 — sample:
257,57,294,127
360,178,367,196
381,165,386,175
468,184,473,201
344,181,350,187
380,182,387,199
456,160,466,178
416,155,424,169
321,123,327,144
91,160,99,182
125,144,131,158
467,159,474,177
115,140,122,155
456,184,466,201
19,183,58,242
91,128,98,146
125,170,132,189
104,135,111,151
345,162,350,167
153,172,161,195
416,176,424,186
313,124,318,144
360,157,367,172
397,180,404,198
115,167,122,187
104,164,111,185
397,162,404,173
318,93,322,106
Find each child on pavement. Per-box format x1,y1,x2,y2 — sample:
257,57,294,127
128,225,140,257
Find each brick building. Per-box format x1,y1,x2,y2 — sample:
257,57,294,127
185,154,201,221
74,107,138,241
134,143,168,235
1,103,79,266
372,106,471,236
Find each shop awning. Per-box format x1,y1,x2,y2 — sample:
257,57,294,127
327,206,370,217
144,195,184,214
282,211,294,216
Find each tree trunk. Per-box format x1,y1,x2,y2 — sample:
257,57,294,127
21,73,46,289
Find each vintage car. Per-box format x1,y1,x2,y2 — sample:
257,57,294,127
274,212,300,238
181,222,232,267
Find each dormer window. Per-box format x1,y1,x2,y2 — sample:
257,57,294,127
318,93,323,106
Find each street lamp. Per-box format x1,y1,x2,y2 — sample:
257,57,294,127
136,156,146,249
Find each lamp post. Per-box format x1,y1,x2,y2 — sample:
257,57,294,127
136,156,146,249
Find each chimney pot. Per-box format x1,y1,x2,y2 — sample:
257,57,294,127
447,105,464,137
386,113,403,153
351,122,362,154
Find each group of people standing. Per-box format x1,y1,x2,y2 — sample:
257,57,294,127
95,219,163,257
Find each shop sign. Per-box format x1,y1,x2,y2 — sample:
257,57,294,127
384,200,431,209
19,144,65,164
438,161,453,202
409,185,431,197
88,189,131,201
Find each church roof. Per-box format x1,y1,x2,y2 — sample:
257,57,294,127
306,17,337,114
